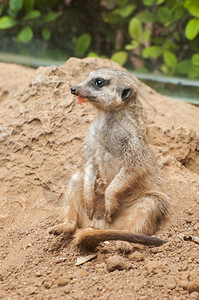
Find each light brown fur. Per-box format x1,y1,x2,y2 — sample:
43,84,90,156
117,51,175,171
49,68,171,251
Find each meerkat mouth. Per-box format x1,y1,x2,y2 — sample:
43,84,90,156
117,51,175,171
77,94,88,105
77,94,98,105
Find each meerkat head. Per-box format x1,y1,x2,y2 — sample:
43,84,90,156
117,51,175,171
71,68,140,111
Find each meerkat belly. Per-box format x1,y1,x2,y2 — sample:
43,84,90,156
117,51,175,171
95,145,122,183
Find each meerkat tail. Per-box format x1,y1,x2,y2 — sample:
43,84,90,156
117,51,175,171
73,228,166,250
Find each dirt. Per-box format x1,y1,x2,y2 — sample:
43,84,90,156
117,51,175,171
0,57,199,300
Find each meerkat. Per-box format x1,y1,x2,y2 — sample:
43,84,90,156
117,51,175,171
49,68,171,251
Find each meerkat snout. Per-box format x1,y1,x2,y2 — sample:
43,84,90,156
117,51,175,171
71,87,77,95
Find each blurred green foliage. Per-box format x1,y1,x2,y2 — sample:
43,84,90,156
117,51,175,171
0,0,199,78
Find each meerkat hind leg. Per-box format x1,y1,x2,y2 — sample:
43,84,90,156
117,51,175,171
49,172,84,236
49,198,80,236
49,221,76,236
49,194,79,236
114,193,170,252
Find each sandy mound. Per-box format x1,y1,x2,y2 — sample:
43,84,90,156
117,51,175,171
0,57,199,299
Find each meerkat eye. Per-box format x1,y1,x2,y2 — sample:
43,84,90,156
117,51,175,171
95,78,105,87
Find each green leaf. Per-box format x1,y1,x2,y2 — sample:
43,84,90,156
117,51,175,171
87,52,99,58
143,0,164,5
24,0,34,13
42,28,51,40
128,18,143,41
16,26,33,43
158,7,172,24
137,11,157,23
111,51,128,65
9,0,23,13
156,0,165,4
176,60,191,75
117,0,129,7
75,33,91,57
161,64,170,74
143,0,155,6
0,16,17,29
185,18,199,40
184,0,199,18
163,50,177,70
173,32,180,41
142,28,152,43
125,40,139,50
104,5,136,24
142,46,163,58
174,7,185,20
143,0,165,6
125,44,135,50
163,39,178,51
43,12,58,23
188,65,199,78
23,10,41,21
103,12,120,24
113,5,136,18
192,53,199,66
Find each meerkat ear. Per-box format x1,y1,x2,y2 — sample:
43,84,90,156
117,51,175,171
121,87,132,101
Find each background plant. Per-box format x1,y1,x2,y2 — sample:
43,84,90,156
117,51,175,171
0,0,199,78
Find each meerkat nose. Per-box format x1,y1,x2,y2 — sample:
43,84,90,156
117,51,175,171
71,87,77,95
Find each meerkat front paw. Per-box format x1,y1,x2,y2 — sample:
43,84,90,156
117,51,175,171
104,201,118,223
104,211,112,223
104,190,119,222
85,202,95,220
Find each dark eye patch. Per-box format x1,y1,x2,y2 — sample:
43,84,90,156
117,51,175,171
89,78,110,89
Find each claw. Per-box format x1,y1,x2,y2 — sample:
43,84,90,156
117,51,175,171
86,206,94,220
104,211,112,223
49,226,62,236
86,210,94,220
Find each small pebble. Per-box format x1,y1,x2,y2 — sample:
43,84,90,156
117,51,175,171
57,277,70,287
106,255,130,272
